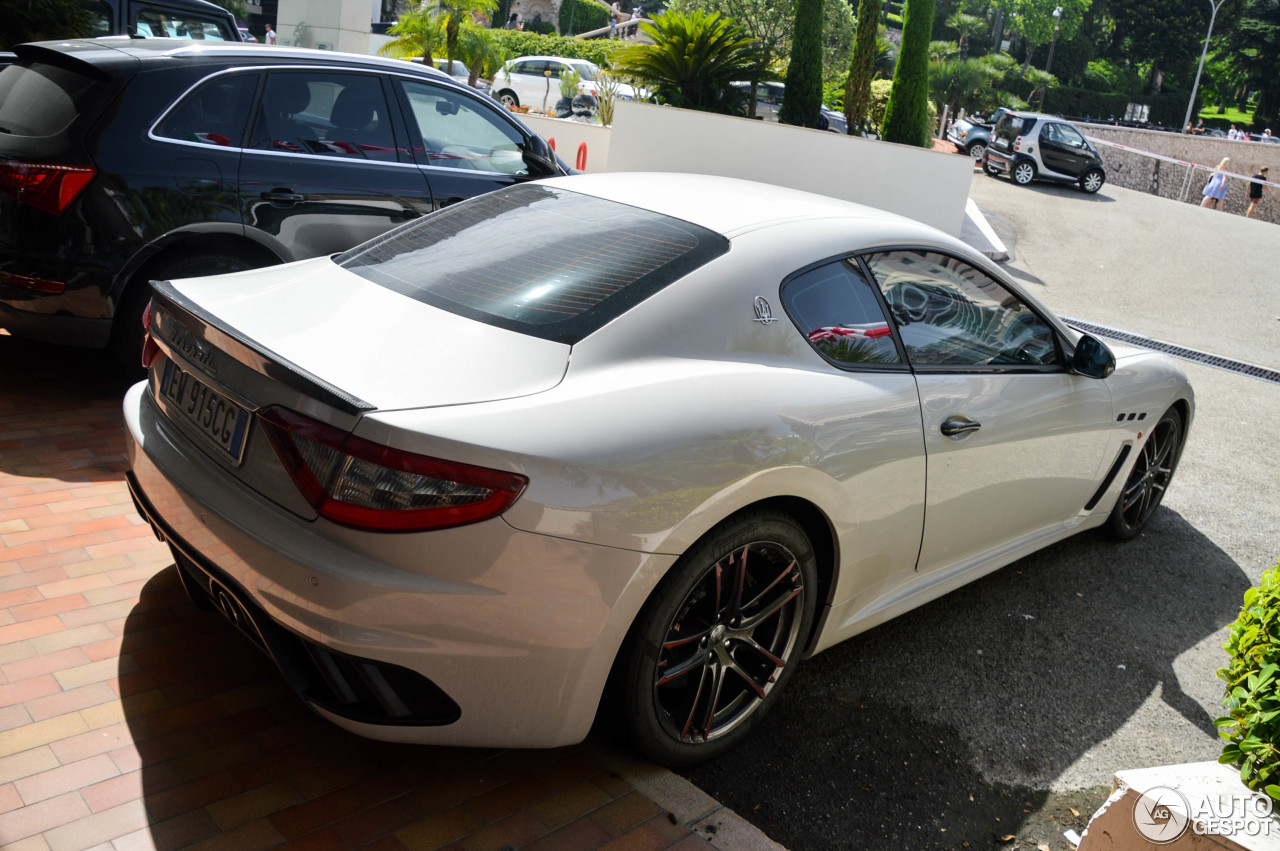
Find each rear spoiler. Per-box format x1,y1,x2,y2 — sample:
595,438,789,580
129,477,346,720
149,279,375,415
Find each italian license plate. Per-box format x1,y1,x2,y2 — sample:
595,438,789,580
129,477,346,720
160,360,251,464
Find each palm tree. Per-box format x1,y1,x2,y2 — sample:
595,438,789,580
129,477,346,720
455,23,508,87
928,56,995,117
610,10,772,113
378,5,446,64
438,0,497,65
946,12,984,60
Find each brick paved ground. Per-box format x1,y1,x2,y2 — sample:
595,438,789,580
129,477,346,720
0,333,718,851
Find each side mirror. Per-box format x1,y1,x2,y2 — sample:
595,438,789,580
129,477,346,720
1070,333,1115,379
520,135,562,176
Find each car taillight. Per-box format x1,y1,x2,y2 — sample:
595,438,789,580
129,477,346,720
140,300,159,369
1013,136,1023,151
258,407,527,532
0,160,96,215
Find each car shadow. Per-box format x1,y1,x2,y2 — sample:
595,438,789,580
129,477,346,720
0,334,140,483
682,509,1246,850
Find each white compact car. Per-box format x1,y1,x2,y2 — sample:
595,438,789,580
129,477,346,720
125,173,1192,766
490,55,641,109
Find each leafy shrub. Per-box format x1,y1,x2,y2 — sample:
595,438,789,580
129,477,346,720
490,29,619,65
559,0,609,35
1218,561,1280,802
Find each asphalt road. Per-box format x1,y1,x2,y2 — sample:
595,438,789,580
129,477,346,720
679,175,1280,850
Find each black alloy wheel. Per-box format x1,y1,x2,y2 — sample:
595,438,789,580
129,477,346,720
621,512,817,766
1108,407,1184,540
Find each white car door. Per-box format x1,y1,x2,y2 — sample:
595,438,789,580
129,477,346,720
862,249,1116,575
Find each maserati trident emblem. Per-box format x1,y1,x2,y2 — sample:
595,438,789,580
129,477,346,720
752,296,777,324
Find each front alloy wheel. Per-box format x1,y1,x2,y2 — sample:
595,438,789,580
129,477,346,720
1080,169,1106,194
621,512,817,766
1108,407,1183,540
1013,161,1036,185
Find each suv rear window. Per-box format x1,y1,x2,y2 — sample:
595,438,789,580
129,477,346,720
0,61,99,137
338,183,729,344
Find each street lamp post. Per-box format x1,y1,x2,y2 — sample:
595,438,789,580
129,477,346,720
1045,6,1063,74
1184,0,1230,131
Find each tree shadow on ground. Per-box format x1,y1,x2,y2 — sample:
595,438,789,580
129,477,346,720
683,509,1247,850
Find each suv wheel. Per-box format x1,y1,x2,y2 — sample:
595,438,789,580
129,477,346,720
1012,160,1037,186
496,89,519,108
1080,168,1105,194
966,141,987,160
110,250,267,368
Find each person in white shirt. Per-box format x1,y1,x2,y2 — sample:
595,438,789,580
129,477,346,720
264,23,277,44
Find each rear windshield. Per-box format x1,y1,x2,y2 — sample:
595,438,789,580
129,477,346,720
0,61,99,137
338,183,729,344
993,115,1036,143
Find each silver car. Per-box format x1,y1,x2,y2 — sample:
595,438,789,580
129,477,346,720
125,173,1193,765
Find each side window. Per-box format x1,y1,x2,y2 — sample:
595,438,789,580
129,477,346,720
154,72,257,147
400,80,528,175
1059,124,1087,148
864,250,1060,368
1039,123,1059,145
249,72,399,162
781,259,901,367
135,7,231,40
87,0,112,36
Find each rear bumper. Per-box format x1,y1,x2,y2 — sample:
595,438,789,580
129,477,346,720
124,380,675,748
0,299,112,347
985,150,1013,173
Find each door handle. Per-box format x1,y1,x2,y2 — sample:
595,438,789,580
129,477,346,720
940,417,981,437
260,189,305,203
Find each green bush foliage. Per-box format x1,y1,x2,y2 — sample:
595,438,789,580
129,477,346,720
1217,561,1280,802
558,0,609,35
490,29,619,65
780,0,825,127
882,0,936,147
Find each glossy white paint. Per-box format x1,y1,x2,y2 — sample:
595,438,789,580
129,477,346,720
127,174,1195,748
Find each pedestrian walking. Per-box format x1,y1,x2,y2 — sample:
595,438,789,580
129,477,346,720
264,23,276,44
1201,157,1231,210
1246,166,1269,218
1229,125,1239,140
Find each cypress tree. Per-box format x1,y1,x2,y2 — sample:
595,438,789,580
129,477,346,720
779,0,824,127
845,0,883,133
882,0,937,147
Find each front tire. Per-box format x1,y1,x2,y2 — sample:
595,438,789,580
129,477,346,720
1107,407,1184,540
1012,160,1037,186
620,512,817,766
1080,168,1106,194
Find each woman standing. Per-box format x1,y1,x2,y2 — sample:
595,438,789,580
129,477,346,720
1201,157,1231,210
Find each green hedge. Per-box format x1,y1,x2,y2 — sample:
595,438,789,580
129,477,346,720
559,0,609,35
1042,86,1191,127
1217,561,1280,803
490,29,620,65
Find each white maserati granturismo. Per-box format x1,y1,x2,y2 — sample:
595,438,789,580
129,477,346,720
124,173,1193,765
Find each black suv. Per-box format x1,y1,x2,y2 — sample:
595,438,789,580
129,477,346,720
0,39,564,361
982,111,1107,194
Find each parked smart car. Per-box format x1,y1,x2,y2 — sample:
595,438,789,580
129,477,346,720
982,111,1107,194
0,39,565,363
125,173,1192,766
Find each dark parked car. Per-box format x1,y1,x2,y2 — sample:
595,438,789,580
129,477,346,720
982,111,1107,194
0,39,565,362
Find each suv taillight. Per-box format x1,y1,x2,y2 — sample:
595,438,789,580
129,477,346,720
259,407,527,532
0,160,96,215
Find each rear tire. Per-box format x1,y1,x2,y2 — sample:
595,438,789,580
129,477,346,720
966,140,987,161
982,158,999,176
496,89,519,108
109,250,267,369
1012,160,1037,186
619,511,817,766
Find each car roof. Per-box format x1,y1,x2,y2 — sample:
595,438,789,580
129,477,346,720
539,172,932,239
17,37,451,81
506,55,595,66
